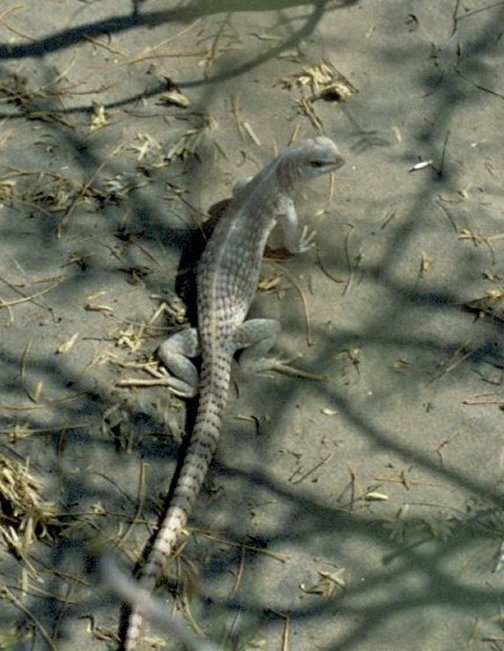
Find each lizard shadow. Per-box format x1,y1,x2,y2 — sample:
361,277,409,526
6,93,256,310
174,199,230,326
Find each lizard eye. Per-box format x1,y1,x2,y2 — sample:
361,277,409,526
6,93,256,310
308,160,325,168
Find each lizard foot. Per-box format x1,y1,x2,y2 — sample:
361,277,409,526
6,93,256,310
297,225,317,253
157,327,200,398
242,353,327,381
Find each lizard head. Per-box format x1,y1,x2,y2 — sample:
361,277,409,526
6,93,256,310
283,137,345,184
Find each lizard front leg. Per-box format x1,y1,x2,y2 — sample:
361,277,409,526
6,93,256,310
276,195,316,254
157,327,200,397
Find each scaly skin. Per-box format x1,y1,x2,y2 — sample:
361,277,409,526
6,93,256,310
124,137,345,650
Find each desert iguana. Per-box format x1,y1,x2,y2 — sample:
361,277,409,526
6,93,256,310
124,136,345,650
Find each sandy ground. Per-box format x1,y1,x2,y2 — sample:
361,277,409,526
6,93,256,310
0,1,504,649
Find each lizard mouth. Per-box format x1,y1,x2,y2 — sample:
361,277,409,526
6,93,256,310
328,155,345,170
309,155,345,171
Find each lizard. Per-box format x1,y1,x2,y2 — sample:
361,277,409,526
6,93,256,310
123,136,345,650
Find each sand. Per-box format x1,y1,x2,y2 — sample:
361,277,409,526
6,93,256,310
0,1,503,649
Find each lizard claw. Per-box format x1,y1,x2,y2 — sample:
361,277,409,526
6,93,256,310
297,225,317,252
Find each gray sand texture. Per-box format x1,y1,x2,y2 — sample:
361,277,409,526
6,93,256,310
0,1,503,650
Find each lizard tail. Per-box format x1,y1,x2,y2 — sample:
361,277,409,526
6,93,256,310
123,352,231,650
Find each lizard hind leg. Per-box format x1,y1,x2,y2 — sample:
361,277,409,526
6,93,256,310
157,327,200,398
233,318,281,373
235,318,326,381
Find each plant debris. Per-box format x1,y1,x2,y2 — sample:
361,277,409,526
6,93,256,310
280,62,357,130
158,77,191,108
0,453,59,553
463,286,504,321
299,568,347,599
